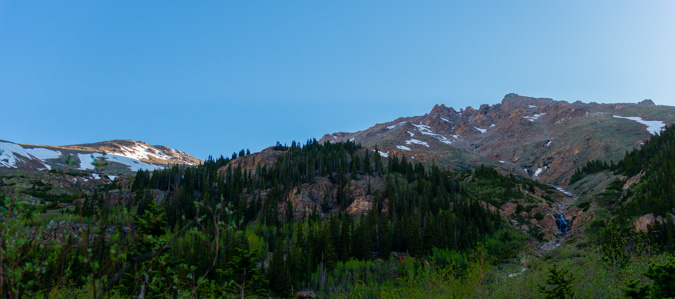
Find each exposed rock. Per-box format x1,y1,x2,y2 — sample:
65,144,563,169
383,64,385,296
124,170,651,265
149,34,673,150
219,147,285,177
539,214,560,238
500,202,517,218
624,172,643,189
633,213,664,233
567,205,594,234
638,99,656,106
285,177,335,218
319,93,675,186
282,175,385,217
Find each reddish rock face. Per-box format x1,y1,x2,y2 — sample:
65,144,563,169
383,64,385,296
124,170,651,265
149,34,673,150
218,147,285,177
633,213,663,233
320,94,675,186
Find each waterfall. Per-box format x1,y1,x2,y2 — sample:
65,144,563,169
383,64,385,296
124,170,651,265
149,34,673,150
555,214,569,234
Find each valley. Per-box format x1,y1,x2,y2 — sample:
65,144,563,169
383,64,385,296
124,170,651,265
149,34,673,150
2,94,675,298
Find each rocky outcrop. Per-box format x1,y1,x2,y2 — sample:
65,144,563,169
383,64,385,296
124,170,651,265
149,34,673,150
285,177,336,218
346,176,384,215
219,147,285,177
633,213,663,233
282,175,385,218
567,205,594,233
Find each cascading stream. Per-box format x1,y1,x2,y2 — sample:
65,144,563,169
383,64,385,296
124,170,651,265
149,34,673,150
555,214,569,234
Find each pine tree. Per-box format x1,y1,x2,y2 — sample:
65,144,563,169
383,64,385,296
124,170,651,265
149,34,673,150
624,256,675,298
226,248,268,298
538,263,575,299
267,240,292,298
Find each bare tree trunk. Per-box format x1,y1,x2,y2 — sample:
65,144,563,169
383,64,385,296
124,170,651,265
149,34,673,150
139,274,150,299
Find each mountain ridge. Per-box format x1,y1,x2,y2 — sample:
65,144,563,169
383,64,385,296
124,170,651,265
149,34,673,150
320,94,675,186
0,139,201,175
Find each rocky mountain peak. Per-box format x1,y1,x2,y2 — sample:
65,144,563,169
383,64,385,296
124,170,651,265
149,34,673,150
430,104,452,115
638,99,655,106
319,94,675,186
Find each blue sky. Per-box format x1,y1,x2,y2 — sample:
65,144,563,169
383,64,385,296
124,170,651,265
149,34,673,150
1,1,674,159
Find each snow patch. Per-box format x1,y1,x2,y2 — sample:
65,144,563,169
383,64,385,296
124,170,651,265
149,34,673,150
108,175,118,181
407,131,415,137
613,115,666,135
374,149,389,158
545,140,552,147
405,139,430,147
412,124,454,145
25,148,62,160
111,143,197,164
527,105,537,108
533,166,548,178
396,145,411,151
554,186,573,197
440,117,451,122
474,127,487,133
524,113,546,122
78,153,165,172
0,141,30,168
0,141,51,169
92,173,101,180
387,121,407,130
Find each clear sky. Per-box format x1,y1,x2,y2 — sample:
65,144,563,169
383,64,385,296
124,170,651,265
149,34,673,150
1,1,674,159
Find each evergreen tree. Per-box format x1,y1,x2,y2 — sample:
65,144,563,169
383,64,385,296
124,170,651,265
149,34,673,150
624,256,675,298
538,263,575,299
226,248,268,298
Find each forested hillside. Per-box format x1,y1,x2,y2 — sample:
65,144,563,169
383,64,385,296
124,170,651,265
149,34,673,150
5,132,675,298
1,140,538,298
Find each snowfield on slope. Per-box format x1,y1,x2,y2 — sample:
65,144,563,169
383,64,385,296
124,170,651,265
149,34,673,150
78,153,165,171
25,148,62,160
0,141,52,169
613,115,666,135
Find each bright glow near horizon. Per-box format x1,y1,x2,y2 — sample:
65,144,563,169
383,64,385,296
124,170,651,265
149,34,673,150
1,1,673,159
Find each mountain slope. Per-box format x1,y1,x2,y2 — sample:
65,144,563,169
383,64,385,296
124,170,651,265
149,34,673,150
320,94,675,186
0,139,200,175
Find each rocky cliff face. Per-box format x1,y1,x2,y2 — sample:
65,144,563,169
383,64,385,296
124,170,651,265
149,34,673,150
320,94,675,186
218,147,285,177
